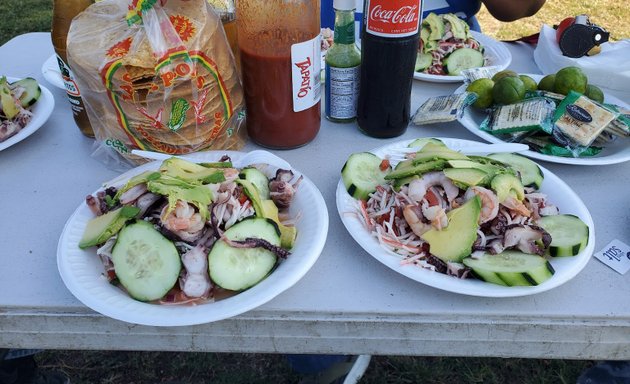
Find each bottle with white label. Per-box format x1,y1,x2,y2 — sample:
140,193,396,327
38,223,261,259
325,0,361,123
236,0,321,149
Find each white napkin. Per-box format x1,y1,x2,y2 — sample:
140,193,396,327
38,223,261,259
533,24,630,92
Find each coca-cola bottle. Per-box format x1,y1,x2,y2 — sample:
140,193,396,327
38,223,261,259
357,0,421,138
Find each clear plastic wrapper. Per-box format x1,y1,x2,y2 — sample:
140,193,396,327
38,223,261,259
480,98,555,135
521,134,603,157
460,65,501,84
552,91,618,148
67,0,245,169
411,92,477,125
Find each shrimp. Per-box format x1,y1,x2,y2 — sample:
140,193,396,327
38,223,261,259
402,204,432,236
501,196,532,217
422,204,448,230
464,186,499,224
160,200,205,241
408,172,459,204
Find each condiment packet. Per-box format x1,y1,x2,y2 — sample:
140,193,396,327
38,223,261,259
411,92,478,125
480,98,555,135
552,91,619,147
594,239,630,275
460,66,501,84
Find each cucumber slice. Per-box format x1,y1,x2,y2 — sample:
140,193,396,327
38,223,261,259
537,214,589,257
341,152,390,200
11,77,41,107
487,153,544,189
111,220,181,301
239,167,271,200
463,251,555,286
208,217,281,291
415,52,433,72
443,48,484,76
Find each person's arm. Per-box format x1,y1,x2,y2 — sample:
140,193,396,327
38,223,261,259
481,0,546,22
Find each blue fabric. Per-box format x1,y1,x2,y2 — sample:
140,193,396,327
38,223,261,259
321,0,482,31
285,354,348,375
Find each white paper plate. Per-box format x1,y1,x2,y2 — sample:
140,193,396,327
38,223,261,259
41,54,65,90
456,74,630,165
0,78,54,152
57,151,329,326
414,31,512,83
336,138,595,298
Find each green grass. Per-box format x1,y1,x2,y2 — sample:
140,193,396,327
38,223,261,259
2,0,622,382
0,0,52,46
36,351,593,384
478,1,630,41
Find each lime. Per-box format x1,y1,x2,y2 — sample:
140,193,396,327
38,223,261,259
537,74,556,92
492,76,526,105
554,66,588,95
519,75,538,92
466,78,495,109
491,70,518,82
585,84,605,103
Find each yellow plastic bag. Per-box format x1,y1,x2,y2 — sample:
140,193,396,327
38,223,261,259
67,0,245,167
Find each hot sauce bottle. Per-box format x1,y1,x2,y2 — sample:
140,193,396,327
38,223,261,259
325,0,361,123
236,0,322,149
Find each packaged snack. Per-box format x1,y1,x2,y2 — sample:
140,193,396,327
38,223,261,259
480,98,555,135
67,0,245,167
522,135,603,157
603,104,630,137
411,92,477,125
552,91,618,147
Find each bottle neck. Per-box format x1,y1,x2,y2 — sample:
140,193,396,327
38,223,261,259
333,9,356,45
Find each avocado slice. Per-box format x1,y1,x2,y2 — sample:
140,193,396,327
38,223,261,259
443,168,490,188
421,196,481,263
490,173,525,203
159,157,227,184
412,151,470,163
79,206,140,249
443,14,469,40
408,138,446,149
447,159,503,179
385,159,448,180
420,27,430,49
423,12,445,41
0,78,19,120
261,200,297,249
237,179,296,248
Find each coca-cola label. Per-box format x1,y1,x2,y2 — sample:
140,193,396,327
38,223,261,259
291,35,322,112
365,0,422,37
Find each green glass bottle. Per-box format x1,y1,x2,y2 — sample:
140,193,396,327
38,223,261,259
324,0,361,123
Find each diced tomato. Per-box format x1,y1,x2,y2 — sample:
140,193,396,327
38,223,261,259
379,159,390,171
238,192,249,204
424,189,440,206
